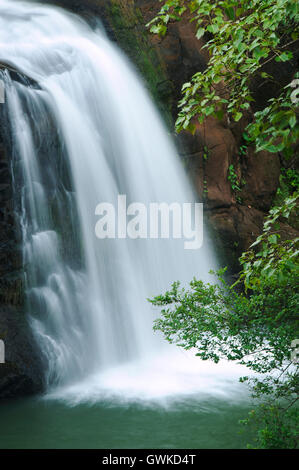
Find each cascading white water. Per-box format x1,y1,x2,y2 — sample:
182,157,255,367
0,0,248,403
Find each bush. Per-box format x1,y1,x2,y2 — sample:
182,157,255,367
149,194,299,448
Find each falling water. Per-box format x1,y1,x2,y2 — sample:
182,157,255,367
0,0,248,404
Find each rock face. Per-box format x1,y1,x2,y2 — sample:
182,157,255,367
0,306,44,399
0,128,44,399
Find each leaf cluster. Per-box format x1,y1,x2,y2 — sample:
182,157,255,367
148,0,299,158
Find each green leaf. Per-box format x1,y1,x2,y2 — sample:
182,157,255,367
196,28,205,39
275,51,293,62
268,234,278,244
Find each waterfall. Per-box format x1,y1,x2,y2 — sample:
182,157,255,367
0,1,247,404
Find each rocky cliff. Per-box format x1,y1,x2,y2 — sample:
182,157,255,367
0,120,44,399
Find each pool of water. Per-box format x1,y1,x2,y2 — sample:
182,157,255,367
0,395,254,449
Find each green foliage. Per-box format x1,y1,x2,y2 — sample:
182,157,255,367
239,192,299,289
282,168,299,193
228,164,241,192
240,404,299,449
149,194,299,448
273,170,299,231
150,259,298,373
246,80,299,157
148,0,299,158
227,164,243,202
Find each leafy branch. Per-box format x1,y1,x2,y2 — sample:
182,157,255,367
148,0,299,157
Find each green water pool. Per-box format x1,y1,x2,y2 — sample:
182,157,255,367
0,396,254,449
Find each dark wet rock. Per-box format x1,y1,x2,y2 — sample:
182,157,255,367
0,132,45,399
0,306,45,399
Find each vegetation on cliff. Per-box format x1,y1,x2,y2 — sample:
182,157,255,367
148,0,299,448
148,0,299,158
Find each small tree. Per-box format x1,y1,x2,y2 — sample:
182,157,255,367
149,193,299,448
